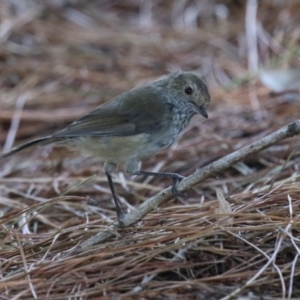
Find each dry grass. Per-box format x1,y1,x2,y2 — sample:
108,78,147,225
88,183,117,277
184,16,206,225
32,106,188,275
1,1,300,299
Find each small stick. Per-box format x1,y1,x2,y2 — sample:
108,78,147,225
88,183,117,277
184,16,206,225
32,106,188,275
75,120,300,252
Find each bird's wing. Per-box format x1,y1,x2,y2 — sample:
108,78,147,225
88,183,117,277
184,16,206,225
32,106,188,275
53,86,173,138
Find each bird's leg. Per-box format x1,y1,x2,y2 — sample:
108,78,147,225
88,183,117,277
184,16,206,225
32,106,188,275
105,171,125,227
133,170,186,197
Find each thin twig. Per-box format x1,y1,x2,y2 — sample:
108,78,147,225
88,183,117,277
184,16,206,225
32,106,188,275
75,120,300,252
3,95,27,152
246,0,258,72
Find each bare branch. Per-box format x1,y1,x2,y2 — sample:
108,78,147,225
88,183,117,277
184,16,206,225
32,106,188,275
76,120,300,252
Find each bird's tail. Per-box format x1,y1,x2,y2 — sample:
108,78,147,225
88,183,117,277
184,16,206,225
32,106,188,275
0,136,55,159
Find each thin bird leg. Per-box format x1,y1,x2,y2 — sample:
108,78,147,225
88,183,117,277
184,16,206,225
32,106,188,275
133,170,186,196
105,172,125,227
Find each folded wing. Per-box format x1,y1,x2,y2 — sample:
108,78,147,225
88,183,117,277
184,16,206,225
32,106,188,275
53,86,173,138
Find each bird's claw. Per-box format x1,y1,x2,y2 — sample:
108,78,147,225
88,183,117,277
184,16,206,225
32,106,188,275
171,175,187,199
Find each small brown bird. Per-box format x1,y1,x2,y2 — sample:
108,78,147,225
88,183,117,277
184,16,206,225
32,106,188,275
0,72,210,226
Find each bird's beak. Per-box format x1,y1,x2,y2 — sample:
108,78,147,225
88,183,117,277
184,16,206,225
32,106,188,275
190,101,208,118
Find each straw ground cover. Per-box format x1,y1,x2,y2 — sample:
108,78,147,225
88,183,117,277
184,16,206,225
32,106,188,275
1,1,300,299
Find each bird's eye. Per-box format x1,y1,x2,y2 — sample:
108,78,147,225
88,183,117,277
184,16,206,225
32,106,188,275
184,86,193,95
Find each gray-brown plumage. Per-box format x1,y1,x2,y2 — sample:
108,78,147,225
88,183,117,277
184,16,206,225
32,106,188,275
1,71,210,226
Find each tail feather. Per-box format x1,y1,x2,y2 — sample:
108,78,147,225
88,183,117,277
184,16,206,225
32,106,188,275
0,136,54,159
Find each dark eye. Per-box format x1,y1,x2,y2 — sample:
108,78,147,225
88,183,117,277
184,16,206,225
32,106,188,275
184,86,193,95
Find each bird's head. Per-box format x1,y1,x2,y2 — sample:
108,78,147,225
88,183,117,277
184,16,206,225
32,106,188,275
168,72,210,118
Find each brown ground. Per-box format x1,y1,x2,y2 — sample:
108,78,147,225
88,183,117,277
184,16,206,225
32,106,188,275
1,1,300,299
